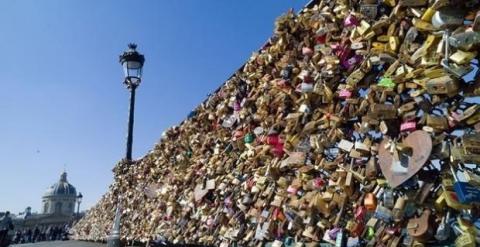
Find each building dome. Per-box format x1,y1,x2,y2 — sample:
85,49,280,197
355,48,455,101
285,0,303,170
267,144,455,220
44,172,77,197
42,171,79,215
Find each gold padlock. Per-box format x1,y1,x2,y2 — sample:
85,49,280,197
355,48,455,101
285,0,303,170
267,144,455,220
455,233,476,247
449,50,477,65
425,75,458,95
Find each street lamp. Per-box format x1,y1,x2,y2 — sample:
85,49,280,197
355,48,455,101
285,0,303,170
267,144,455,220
119,43,145,161
76,192,83,217
108,43,145,247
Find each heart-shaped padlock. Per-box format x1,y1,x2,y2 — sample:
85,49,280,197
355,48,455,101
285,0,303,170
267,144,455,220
378,130,432,188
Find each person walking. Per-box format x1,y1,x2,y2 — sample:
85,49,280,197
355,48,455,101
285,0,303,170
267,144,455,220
33,226,40,242
0,211,14,247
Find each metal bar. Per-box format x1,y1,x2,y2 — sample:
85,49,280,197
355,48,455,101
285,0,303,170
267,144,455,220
126,85,137,161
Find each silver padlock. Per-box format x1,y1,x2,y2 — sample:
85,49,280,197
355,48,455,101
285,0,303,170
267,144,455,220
434,211,452,241
441,31,473,78
432,8,465,30
449,32,480,49
360,0,378,20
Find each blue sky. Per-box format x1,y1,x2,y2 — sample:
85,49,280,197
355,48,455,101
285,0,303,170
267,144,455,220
0,1,307,214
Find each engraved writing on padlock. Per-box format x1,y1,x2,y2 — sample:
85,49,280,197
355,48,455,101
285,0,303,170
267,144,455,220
425,75,458,95
371,104,397,119
360,3,377,20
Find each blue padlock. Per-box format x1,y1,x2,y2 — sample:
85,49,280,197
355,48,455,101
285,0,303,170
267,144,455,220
450,165,480,204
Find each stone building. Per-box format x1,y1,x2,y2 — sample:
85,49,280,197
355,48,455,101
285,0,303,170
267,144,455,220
12,171,83,230
42,171,78,216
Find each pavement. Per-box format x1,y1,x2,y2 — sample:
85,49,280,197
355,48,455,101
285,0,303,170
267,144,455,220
11,240,106,247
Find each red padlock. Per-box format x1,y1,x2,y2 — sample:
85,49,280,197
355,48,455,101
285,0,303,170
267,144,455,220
272,143,285,157
267,134,280,146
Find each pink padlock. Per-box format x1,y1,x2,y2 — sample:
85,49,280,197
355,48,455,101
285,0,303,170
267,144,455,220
400,121,416,132
287,185,298,195
302,47,314,56
344,14,359,27
339,89,352,99
313,178,325,188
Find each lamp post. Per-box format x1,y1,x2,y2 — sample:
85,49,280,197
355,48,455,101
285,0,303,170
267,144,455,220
120,43,145,161
76,192,83,218
107,43,145,247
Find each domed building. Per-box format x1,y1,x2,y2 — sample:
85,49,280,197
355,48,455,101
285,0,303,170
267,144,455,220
12,171,83,230
42,171,78,215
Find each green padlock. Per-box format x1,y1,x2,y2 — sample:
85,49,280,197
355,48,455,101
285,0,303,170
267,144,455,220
378,77,395,88
366,226,375,240
244,133,254,144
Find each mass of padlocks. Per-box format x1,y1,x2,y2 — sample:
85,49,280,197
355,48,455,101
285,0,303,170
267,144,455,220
73,0,480,246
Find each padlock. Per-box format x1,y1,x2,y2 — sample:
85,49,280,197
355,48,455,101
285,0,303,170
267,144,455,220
360,1,378,19
399,0,427,7
431,8,465,30
407,209,435,242
450,50,477,65
426,113,449,132
370,104,397,119
449,31,480,50
442,189,472,211
364,192,377,211
392,196,405,222
452,222,477,247
373,205,393,222
434,211,452,241
462,168,480,187
441,31,474,78
425,75,458,95
461,133,480,155
450,165,480,204
335,229,347,247
383,188,394,209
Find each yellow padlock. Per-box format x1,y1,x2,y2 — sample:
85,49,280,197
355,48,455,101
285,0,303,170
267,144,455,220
443,190,472,210
389,36,400,52
421,8,435,22
450,50,477,65
434,192,446,212
455,233,475,247
357,20,371,35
